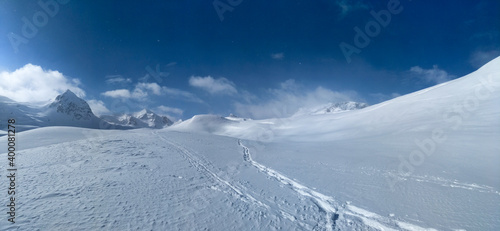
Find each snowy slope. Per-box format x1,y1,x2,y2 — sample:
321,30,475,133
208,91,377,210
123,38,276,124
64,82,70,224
0,57,498,230
169,56,500,143
0,95,45,130
0,128,444,230
167,56,500,229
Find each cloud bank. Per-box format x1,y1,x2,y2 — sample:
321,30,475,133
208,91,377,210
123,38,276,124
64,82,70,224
102,82,203,103
234,79,360,119
156,105,183,116
0,64,85,103
469,50,500,68
409,65,454,85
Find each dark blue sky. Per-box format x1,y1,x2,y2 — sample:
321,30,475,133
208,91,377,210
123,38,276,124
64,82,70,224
0,0,499,119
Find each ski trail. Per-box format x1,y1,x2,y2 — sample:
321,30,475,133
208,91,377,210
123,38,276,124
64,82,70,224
407,175,500,196
155,132,269,209
238,140,441,231
155,132,318,229
239,140,339,231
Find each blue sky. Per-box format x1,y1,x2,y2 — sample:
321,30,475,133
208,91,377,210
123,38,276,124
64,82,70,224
0,0,499,119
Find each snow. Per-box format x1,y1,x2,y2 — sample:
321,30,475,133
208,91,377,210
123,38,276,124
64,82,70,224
0,57,499,230
100,109,173,129
293,101,369,116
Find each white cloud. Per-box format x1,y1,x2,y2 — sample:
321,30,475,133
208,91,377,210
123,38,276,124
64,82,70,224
102,82,203,103
102,83,163,100
409,65,454,85
156,105,183,115
162,86,204,103
102,89,131,98
271,53,284,60
0,63,85,103
234,79,359,119
87,99,111,116
105,75,132,85
136,82,162,95
128,82,162,100
189,76,237,95
166,62,177,67
469,50,500,68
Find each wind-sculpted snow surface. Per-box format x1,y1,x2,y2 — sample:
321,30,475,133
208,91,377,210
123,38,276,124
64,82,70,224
0,127,451,230
0,129,293,230
238,140,440,231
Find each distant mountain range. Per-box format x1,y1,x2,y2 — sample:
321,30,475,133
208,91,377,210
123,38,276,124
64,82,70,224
0,90,173,132
293,101,369,116
100,109,173,129
0,89,368,133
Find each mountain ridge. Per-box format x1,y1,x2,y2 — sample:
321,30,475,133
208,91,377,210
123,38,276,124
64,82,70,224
0,90,128,132
100,109,173,129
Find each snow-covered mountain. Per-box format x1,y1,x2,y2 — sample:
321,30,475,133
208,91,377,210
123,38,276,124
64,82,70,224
42,90,106,128
49,90,94,120
100,109,173,129
0,90,126,131
293,101,369,116
0,89,172,131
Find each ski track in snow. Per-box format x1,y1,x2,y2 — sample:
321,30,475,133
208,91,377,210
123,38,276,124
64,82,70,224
239,140,340,231
155,132,318,230
154,131,269,209
238,140,441,231
409,175,500,196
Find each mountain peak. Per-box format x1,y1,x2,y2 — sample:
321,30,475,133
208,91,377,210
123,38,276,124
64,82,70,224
326,101,369,112
50,89,94,121
63,89,76,96
138,108,154,114
56,89,79,100
134,109,155,119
